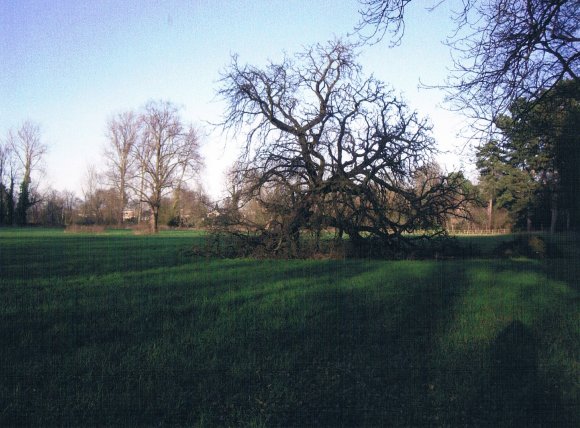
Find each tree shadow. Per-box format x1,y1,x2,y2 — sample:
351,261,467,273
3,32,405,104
2,255,576,426
488,321,544,424
465,320,562,427
227,261,466,427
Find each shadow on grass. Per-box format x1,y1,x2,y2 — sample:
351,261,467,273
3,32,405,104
431,260,578,427
196,261,467,427
486,321,558,426
1,252,578,426
438,320,562,427
0,259,462,426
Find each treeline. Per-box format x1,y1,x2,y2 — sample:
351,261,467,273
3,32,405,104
476,80,580,233
2,80,577,237
0,184,212,230
2,66,578,239
0,101,207,230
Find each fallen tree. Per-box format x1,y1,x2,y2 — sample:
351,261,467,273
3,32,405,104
217,41,471,257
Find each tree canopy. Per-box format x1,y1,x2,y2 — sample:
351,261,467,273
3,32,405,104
496,79,580,231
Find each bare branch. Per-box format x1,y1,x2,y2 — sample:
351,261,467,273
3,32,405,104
218,41,469,256
129,100,203,232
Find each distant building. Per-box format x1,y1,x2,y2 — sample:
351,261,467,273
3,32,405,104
207,210,221,219
122,209,136,222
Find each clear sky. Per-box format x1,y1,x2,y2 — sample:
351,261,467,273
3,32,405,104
1,0,469,199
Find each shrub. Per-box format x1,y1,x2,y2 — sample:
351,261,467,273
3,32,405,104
527,235,547,258
65,224,106,234
493,235,549,259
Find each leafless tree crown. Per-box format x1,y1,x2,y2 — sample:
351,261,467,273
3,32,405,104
357,0,579,122
104,111,140,221
7,121,47,183
219,41,469,255
131,100,203,232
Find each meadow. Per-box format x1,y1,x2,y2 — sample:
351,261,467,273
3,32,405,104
0,228,578,426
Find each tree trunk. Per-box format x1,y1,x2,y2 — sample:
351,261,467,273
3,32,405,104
550,192,558,234
288,227,300,257
15,179,30,226
526,205,533,232
172,186,181,227
283,202,310,257
550,207,558,234
7,177,14,225
0,186,4,225
487,197,494,230
137,165,145,224
150,205,159,233
119,176,126,225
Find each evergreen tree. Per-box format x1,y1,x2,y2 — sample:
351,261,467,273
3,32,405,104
475,141,537,230
497,80,580,231
15,179,30,226
476,141,505,229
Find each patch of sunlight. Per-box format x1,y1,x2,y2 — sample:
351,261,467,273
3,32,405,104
438,262,571,355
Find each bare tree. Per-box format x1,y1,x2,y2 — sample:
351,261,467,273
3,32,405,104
357,0,580,123
35,189,65,226
7,121,47,225
61,190,80,225
104,111,139,223
8,121,47,185
356,0,412,46
134,130,149,224
81,164,106,224
132,101,203,233
0,141,14,225
219,41,469,256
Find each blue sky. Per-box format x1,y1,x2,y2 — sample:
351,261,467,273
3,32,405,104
1,0,468,198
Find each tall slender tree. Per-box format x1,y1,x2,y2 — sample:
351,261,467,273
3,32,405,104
7,121,47,226
475,140,537,231
0,145,12,225
132,101,203,233
104,111,140,223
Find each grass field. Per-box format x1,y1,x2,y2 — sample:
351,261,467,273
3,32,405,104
0,228,578,426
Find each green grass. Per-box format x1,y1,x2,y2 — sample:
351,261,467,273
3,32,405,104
0,228,578,426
